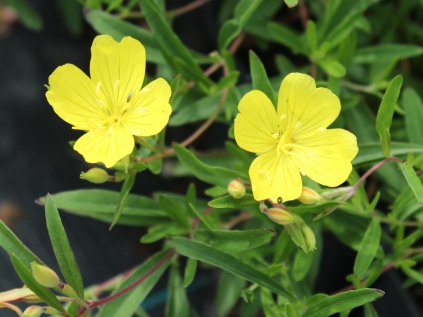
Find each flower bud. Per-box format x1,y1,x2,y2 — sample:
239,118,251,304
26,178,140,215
301,225,316,252
22,306,43,317
284,218,316,253
80,168,109,184
298,187,324,205
321,186,353,200
31,263,60,288
266,208,294,225
227,179,246,199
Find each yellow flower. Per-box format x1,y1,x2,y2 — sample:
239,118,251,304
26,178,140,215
234,73,358,202
46,35,172,168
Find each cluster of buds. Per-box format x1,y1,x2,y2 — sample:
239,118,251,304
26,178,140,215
262,206,316,253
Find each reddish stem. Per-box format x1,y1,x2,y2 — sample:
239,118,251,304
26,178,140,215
78,250,175,317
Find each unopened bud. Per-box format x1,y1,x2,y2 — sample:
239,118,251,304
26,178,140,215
298,187,324,205
22,306,43,317
284,217,316,253
80,168,109,184
31,263,60,288
227,180,246,199
301,225,316,252
266,208,294,225
321,186,353,200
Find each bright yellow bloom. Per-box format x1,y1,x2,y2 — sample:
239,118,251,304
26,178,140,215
234,73,358,202
46,35,172,168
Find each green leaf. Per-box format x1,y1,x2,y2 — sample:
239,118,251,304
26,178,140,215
5,0,42,30
353,142,423,165
218,20,241,51
173,144,245,187
158,195,190,228
208,194,256,209
39,190,168,226
10,254,65,313
398,161,423,205
375,75,404,157
45,195,84,298
303,289,384,317
110,172,136,229
364,303,379,317
305,20,318,51
97,250,173,317
354,219,381,276
318,59,346,78
249,51,276,104
167,237,295,300
292,250,314,282
189,203,217,230
354,44,423,64
165,265,190,317
194,229,275,253
183,258,197,288
141,223,187,244
267,23,305,54
403,88,423,145
140,0,213,89
55,0,83,36
215,272,246,317
0,221,41,268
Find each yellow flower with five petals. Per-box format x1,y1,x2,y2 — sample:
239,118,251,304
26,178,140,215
46,35,172,168
234,73,358,202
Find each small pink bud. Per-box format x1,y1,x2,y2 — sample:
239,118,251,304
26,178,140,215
227,179,246,199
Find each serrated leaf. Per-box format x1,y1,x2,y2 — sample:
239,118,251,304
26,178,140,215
303,289,384,317
249,51,276,104
375,75,404,157
45,195,84,298
193,229,275,253
39,190,167,226
173,144,245,187
10,254,65,313
167,237,295,300
354,219,381,276
97,250,173,317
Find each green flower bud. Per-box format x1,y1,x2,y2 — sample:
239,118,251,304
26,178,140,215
80,168,109,184
22,306,43,317
301,225,316,252
284,217,316,253
31,263,60,288
298,187,324,205
321,186,353,200
227,179,246,199
266,208,294,225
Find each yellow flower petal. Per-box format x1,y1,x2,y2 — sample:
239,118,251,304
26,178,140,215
46,64,106,130
277,73,340,137
90,35,146,114
292,129,358,187
234,90,279,154
249,151,302,202
123,78,172,136
74,125,134,168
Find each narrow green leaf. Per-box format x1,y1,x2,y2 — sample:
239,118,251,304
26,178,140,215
402,267,423,285
165,265,190,317
110,173,136,229
0,221,41,268
215,272,246,317
10,254,65,312
249,51,276,104
194,229,275,253
234,0,264,25
189,203,217,230
167,237,295,300
364,303,379,317
303,289,384,317
55,0,83,36
173,144,245,187
292,250,314,282
97,250,173,317
353,142,423,165
140,0,213,88
158,195,190,228
403,88,423,145
208,194,256,209
39,189,168,226
45,195,84,298
318,59,346,78
183,258,197,288
141,223,187,244
5,0,42,30
354,219,381,276
267,23,305,53
375,75,403,157
354,44,423,64
218,20,241,50
398,161,423,205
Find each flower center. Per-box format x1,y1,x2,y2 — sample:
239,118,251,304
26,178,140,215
275,130,296,156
